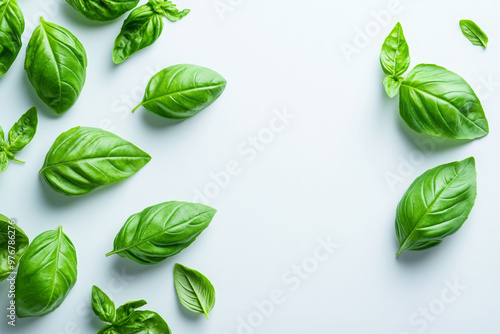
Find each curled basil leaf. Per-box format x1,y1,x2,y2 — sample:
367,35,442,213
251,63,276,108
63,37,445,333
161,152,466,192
0,0,24,78
460,19,488,48
112,0,189,64
106,201,216,265
0,214,29,282
174,263,215,318
15,226,77,318
396,157,477,255
132,64,227,119
25,18,87,114
66,0,139,21
40,126,151,196
92,286,116,324
399,64,489,139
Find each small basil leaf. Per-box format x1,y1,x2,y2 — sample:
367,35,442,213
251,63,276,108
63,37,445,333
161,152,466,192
459,19,488,48
25,18,87,114
0,0,24,78
399,64,488,139
396,157,477,255
0,214,29,282
133,64,227,119
92,286,116,324
40,126,151,196
149,0,189,22
15,226,78,317
65,0,139,21
118,310,171,334
6,106,38,153
106,201,216,265
115,299,147,324
112,4,164,64
174,263,215,319
0,152,9,174
383,75,403,98
380,22,410,77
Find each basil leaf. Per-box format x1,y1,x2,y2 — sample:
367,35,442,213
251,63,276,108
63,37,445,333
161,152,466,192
97,325,119,334
0,152,8,174
106,201,216,265
380,22,410,78
459,19,488,48
0,0,24,78
118,310,171,334
65,0,139,21
174,263,215,319
148,0,189,22
396,157,477,255
15,226,78,318
133,64,227,119
0,125,4,150
6,106,37,153
92,286,116,324
383,76,403,98
25,17,87,114
399,64,489,139
0,214,29,282
115,299,147,325
40,126,151,196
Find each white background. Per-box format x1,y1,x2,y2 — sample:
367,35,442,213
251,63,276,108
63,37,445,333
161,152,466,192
0,0,499,333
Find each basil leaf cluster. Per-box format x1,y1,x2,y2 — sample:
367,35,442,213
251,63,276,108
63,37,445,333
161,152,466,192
66,0,139,21
106,201,216,264
174,263,216,318
113,0,190,64
0,107,38,174
0,0,24,78
40,126,151,196
380,22,410,98
92,286,171,334
460,19,488,48
15,226,77,318
0,214,29,282
396,157,477,255
25,18,87,114
133,64,227,119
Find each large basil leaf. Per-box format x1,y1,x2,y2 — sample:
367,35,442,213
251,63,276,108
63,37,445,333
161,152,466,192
6,106,37,153
399,64,489,139
132,64,227,119
460,19,488,48
40,126,151,196
15,226,77,317
92,286,116,324
112,0,189,64
0,214,29,282
25,18,87,114
396,157,477,255
106,201,216,265
174,263,215,318
66,0,139,21
380,22,410,78
0,0,24,78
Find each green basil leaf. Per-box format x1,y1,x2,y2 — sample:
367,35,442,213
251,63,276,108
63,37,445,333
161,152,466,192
133,64,227,119
399,64,489,139
0,0,24,78
174,263,215,318
25,17,87,114
6,106,37,153
396,157,477,255
118,310,171,334
459,19,488,48
92,286,116,324
15,226,78,317
106,201,216,265
0,152,9,174
380,22,410,78
115,299,147,325
149,0,189,22
383,75,403,98
97,325,119,334
40,126,151,196
0,125,5,150
65,0,139,21
0,214,29,282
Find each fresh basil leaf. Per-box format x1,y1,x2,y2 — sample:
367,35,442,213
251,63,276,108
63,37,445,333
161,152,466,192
396,157,477,255
6,106,37,153
380,22,410,78
0,214,29,282
118,310,171,334
97,325,119,334
460,19,488,48
399,64,488,139
174,263,215,318
383,75,403,98
65,0,139,21
25,17,87,114
0,125,5,150
40,126,151,196
0,152,9,174
106,201,216,265
15,226,78,317
92,286,116,324
133,64,227,119
148,0,189,22
0,0,24,78
115,299,147,325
